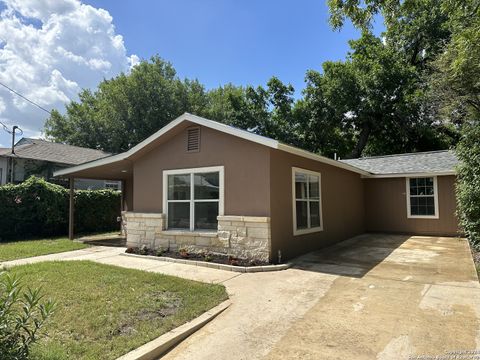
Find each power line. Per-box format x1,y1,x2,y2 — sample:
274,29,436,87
0,120,23,136
0,81,52,115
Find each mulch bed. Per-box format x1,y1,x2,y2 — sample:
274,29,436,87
125,246,269,267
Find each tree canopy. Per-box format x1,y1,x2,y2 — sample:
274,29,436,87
45,1,474,160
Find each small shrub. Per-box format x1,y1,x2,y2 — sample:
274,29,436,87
125,247,137,254
179,247,189,259
139,245,149,255
228,255,239,266
155,247,163,257
0,271,56,360
204,253,213,262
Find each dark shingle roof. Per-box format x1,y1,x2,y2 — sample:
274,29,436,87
0,138,110,165
340,150,458,175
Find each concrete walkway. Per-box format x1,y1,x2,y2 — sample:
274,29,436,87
2,234,479,360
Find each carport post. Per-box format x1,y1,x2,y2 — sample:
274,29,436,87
69,177,74,240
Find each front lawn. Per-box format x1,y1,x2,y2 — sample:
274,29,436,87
0,238,88,261
7,261,228,360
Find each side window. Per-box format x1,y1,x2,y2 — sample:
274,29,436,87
407,177,438,218
292,167,323,235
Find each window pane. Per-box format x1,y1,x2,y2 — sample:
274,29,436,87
194,202,219,230
168,174,190,200
418,205,427,215
194,172,219,200
410,178,418,195
295,173,308,199
168,202,190,229
296,201,308,229
411,204,420,215
418,178,426,187
410,196,435,216
310,201,321,228
309,175,320,199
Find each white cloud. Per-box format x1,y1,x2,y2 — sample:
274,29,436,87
0,0,137,142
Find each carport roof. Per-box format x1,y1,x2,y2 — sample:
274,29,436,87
340,150,458,177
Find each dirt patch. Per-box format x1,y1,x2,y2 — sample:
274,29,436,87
111,291,183,338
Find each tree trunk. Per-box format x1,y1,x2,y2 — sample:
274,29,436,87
348,123,371,159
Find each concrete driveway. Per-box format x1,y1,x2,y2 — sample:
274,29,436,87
163,234,480,360
3,234,478,359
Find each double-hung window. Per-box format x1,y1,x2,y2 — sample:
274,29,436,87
406,177,439,219
292,167,323,235
164,166,224,231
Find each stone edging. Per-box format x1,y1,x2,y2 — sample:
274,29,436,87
116,300,231,360
120,253,292,273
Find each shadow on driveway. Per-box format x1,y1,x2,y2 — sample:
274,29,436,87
291,233,413,278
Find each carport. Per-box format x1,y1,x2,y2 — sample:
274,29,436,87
55,156,133,239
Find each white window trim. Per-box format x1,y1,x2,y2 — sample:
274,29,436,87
292,167,323,236
406,176,439,219
163,166,224,231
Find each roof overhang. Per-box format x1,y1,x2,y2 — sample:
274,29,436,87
361,170,456,179
54,113,371,178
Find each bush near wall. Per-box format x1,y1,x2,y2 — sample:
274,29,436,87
456,123,480,249
0,176,121,241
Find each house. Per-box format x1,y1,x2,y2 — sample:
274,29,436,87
0,138,120,189
54,113,459,262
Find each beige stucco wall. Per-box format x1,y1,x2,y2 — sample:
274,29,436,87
364,175,459,236
269,149,366,261
132,123,271,216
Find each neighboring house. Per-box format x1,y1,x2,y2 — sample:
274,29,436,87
0,138,120,189
55,113,459,262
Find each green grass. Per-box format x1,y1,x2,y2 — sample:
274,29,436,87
0,238,88,261
7,261,228,360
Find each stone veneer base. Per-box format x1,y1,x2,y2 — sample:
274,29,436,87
120,253,292,273
124,212,272,262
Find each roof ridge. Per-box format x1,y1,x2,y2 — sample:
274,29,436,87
347,149,452,161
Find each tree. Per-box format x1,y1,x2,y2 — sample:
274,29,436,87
299,32,450,158
45,56,210,153
430,1,480,245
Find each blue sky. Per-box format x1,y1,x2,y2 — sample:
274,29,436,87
0,0,383,148
84,0,381,94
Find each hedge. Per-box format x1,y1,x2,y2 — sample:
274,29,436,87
456,123,480,248
0,176,121,241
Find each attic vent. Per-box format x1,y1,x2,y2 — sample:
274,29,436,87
187,127,200,152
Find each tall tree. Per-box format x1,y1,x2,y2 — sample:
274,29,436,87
45,56,210,153
299,32,447,158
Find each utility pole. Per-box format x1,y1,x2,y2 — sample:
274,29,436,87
9,125,19,183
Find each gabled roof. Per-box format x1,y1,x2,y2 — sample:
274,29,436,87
54,113,370,177
341,150,457,177
0,138,110,165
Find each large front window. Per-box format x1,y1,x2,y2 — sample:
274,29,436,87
292,167,323,235
164,166,224,230
407,177,438,218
